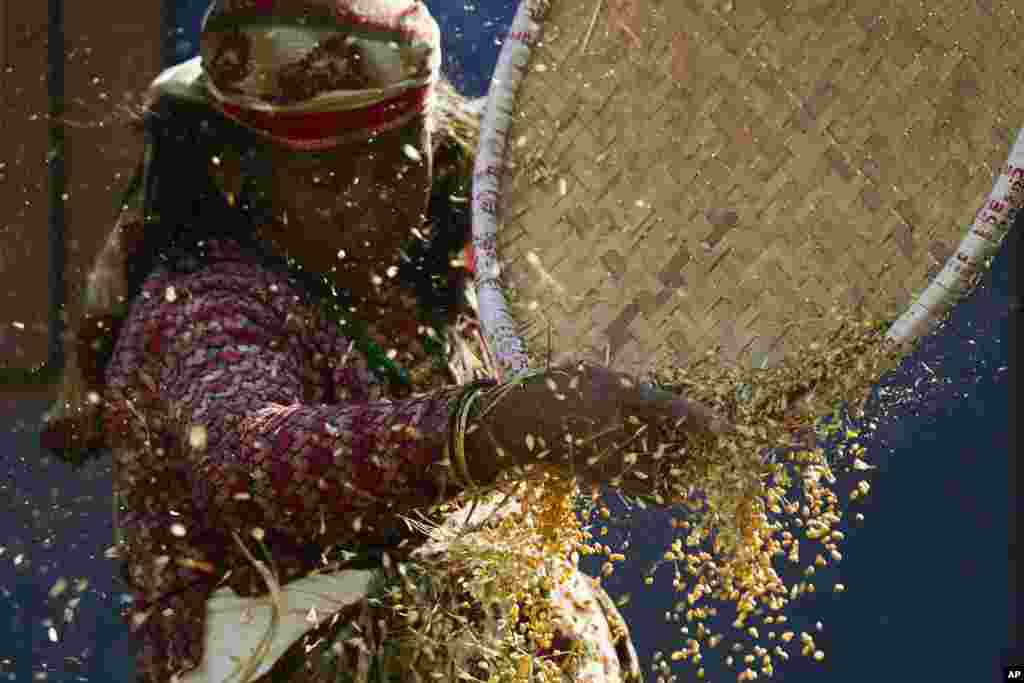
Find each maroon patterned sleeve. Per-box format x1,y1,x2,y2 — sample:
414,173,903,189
106,242,479,561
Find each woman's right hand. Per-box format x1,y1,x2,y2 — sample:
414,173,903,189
464,361,733,495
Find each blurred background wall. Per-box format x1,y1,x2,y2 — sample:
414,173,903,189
0,0,164,402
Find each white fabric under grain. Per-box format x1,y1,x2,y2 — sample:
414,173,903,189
179,569,377,683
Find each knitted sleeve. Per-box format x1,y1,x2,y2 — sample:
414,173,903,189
107,242,487,544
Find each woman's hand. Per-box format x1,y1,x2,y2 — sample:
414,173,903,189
464,361,734,496
573,363,734,437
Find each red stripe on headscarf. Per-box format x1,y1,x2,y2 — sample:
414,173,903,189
214,84,431,146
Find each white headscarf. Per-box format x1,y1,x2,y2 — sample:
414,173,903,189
196,0,442,149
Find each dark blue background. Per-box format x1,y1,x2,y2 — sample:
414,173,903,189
1,2,1018,681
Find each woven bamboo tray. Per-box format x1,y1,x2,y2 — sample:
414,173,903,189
471,0,1024,381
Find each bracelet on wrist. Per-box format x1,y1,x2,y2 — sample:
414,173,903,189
448,379,499,492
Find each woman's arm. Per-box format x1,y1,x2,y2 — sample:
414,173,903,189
108,248,729,558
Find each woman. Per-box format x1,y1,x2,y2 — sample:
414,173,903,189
42,1,730,681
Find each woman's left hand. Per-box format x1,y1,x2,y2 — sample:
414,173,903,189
559,363,736,496
465,362,734,497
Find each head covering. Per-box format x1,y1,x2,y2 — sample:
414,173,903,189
197,0,442,150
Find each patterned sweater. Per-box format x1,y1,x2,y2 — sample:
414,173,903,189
105,237,640,682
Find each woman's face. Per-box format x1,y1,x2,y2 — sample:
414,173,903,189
264,116,433,290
